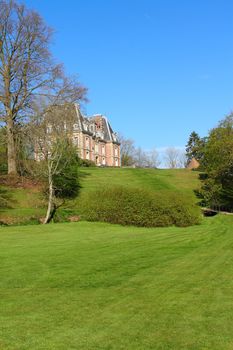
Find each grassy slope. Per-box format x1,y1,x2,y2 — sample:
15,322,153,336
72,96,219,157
70,168,200,212
0,186,45,224
78,168,199,195
1,215,233,349
0,168,200,224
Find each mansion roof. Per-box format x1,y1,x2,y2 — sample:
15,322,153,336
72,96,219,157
74,104,119,144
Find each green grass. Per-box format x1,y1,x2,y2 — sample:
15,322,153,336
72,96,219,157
0,186,44,224
78,167,199,195
1,215,233,349
0,168,199,225
70,167,200,211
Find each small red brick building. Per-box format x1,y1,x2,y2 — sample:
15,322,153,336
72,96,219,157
186,157,200,170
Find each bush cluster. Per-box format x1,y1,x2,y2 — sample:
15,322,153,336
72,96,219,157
78,159,96,167
78,186,201,227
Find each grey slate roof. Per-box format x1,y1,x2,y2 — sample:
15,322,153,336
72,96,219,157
74,104,120,144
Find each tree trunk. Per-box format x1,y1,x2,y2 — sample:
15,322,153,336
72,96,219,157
7,117,17,175
43,176,54,224
48,205,57,222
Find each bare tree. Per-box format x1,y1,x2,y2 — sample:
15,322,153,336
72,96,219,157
0,125,7,170
145,148,161,168
164,147,180,168
177,150,187,168
0,0,86,174
118,134,135,166
24,103,80,224
118,134,161,169
134,147,148,167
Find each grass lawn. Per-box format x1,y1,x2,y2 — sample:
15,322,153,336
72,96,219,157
1,215,233,349
78,167,199,196
0,186,45,224
70,167,200,213
0,168,200,224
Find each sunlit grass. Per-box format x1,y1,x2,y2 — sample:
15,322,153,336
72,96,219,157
1,215,233,349
0,168,199,224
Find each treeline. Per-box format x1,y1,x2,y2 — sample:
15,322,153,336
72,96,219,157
185,112,233,212
119,135,186,168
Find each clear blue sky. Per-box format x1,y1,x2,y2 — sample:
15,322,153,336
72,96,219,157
26,0,233,150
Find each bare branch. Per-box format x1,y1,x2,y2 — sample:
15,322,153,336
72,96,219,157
0,0,87,174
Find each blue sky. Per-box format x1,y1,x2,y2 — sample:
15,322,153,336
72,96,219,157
26,0,233,150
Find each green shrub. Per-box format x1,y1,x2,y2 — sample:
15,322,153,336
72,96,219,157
78,186,201,227
53,208,78,223
0,187,11,209
0,163,7,174
78,159,96,167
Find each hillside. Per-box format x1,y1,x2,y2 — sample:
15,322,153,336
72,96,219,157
78,168,199,196
0,215,233,349
0,168,200,225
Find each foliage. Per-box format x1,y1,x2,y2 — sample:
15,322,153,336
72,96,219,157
52,147,80,199
0,167,199,225
186,131,206,165
21,103,84,223
196,112,233,211
195,177,222,209
78,185,201,227
78,158,96,167
52,208,78,223
0,187,10,209
38,139,80,223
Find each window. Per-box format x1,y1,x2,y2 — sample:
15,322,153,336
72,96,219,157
73,136,79,146
47,125,52,133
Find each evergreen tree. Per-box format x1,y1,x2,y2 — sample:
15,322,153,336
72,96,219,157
185,131,205,164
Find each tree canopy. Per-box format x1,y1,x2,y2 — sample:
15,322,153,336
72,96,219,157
185,131,206,165
196,112,233,211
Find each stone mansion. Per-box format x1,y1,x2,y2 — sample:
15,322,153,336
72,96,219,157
34,104,121,167
71,104,120,167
